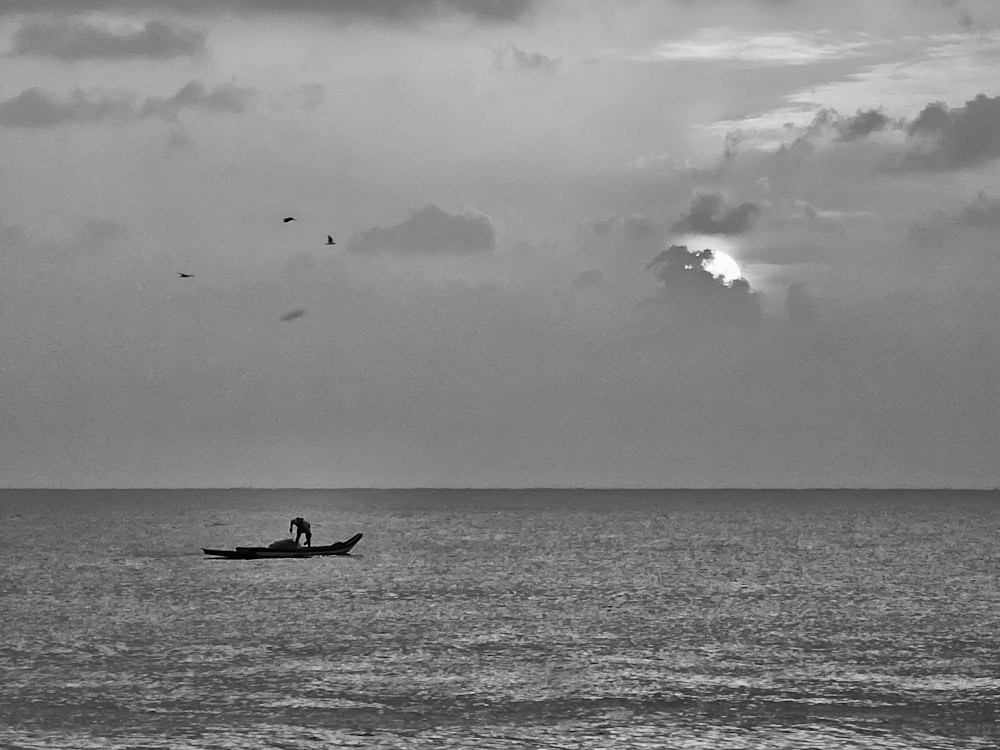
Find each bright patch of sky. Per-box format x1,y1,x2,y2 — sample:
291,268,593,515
703,31,1000,148
633,28,882,65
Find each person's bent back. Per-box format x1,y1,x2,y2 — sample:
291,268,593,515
289,517,312,547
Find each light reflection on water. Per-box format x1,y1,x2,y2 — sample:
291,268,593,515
0,489,997,749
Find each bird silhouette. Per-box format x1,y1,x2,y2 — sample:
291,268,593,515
281,309,306,322
283,217,296,223
178,272,193,278
326,235,336,245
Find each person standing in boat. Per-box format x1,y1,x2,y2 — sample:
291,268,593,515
290,517,312,547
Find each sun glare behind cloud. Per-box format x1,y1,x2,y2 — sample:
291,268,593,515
677,234,744,283
705,251,743,284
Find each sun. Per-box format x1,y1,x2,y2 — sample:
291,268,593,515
676,234,744,284
704,250,744,284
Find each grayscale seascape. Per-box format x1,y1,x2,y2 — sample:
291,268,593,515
1,488,997,749
4,1,1000,748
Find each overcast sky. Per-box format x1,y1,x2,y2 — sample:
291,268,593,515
1,0,997,488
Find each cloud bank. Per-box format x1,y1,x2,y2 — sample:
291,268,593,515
348,204,496,255
671,190,761,235
11,18,206,60
753,94,1000,175
0,0,536,23
0,81,255,128
904,94,1000,170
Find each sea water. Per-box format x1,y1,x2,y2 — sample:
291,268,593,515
0,489,997,749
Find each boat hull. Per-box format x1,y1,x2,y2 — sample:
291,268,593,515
203,533,363,559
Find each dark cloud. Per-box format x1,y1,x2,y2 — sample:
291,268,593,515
494,44,560,73
755,107,901,168
836,108,890,142
771,133,816,164
903,94,1000,170
0,81,254,128
643,244,760,326
141,81,255,121
0,88,133,128
347,204,496,255
795,107,897,144
0,0,535,23
11,18,206,60
671,190,761,236
751,96,1000,175
906,102,948,137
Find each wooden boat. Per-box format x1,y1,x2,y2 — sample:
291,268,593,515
203,533,363,559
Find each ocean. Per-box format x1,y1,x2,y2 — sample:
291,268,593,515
0,489,997,749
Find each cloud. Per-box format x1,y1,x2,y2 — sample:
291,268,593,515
904,191,1000,276
347,204,496,255
494,44,560,73
728,94,1000,177
140,81,255,121
671,190,761,235
10,18,206,60
835,108,891,141
789,107,900,146
903,93,1000,170
0,81,255,128
953,191,1000,228
0,88,133,128
0,0,536,23
643,244,761,326
907,191,1000,244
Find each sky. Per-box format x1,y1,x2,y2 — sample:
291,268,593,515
0,0,997,489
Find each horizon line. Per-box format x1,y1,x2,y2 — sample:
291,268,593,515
1,486,996,492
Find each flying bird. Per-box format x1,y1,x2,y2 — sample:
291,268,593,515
281,309,306,322
178,272,193,278
326,235,336,245
283,217,296,223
